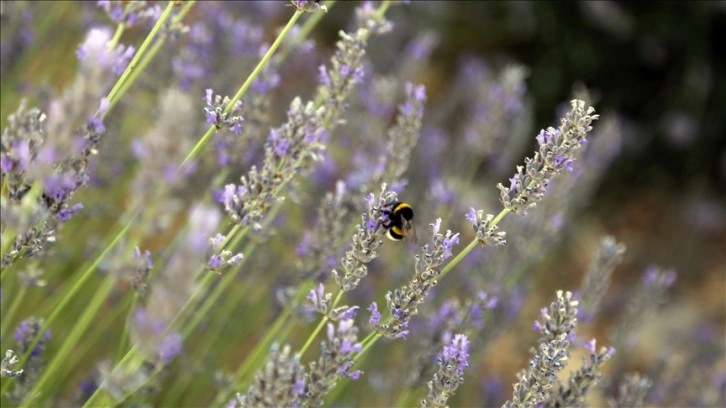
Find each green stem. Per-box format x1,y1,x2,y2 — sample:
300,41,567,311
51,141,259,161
0,216,134,398
180,9,304,168
115,293,139,362
393,388,413,408
300,315,330,358
0,286,26,336
109,23,126,49
103,1,176,115
20,275,116,408
106,1,196,113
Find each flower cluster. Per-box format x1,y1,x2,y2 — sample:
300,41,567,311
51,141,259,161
466,208,507,247
317,7,390,126
303,318,363,405
504,290,579,408
233,344,306,408
130,308,184,365
221,98,326,228
289,0,328,14
76,27,135,76
403,293,496,388
498,100,599,215
207,233,244,274
0,100,46,201
371,218,461,339
421,333,471,408
203,89,245,135
332,184,398,292
96,0,162,27
5,318,52,403
543,339,616,407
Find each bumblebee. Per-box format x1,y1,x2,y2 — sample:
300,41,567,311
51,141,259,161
382,202,417,243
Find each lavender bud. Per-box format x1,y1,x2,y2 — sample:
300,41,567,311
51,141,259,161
466,208,507,247
307,283,333,315
1,350,24,378
203,88,245,135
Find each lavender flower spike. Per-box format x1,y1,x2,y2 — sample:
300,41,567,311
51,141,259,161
222,98,326,229
234,344,306,408
504,290,579,408
331,183,398,292
421,334,471,408
498,100,599,215
302,318,363,406
543,339,616,407
375,218,461,339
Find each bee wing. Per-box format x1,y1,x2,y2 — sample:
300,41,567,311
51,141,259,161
403,219,417,244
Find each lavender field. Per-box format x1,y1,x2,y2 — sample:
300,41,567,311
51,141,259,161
1,1,724,407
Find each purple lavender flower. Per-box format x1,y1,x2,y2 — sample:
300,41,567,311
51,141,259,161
14,317,51,358
367,302,381,326
1,100,47,201
331,184,399,292
374,218,461,339
303,318,363,405
422,334,471,408
221,98,326,228
359,82,427,195
76,27,135,77
203,89,245,135
97,1,161,27
467,208,507,247
206,232,244,274
543,339,616,407
307,283,332,315
235,344,307,407
498,100,599,215
504,290,579,407
158,333,183,364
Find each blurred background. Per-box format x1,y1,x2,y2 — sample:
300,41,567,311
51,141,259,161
1,1,724,406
